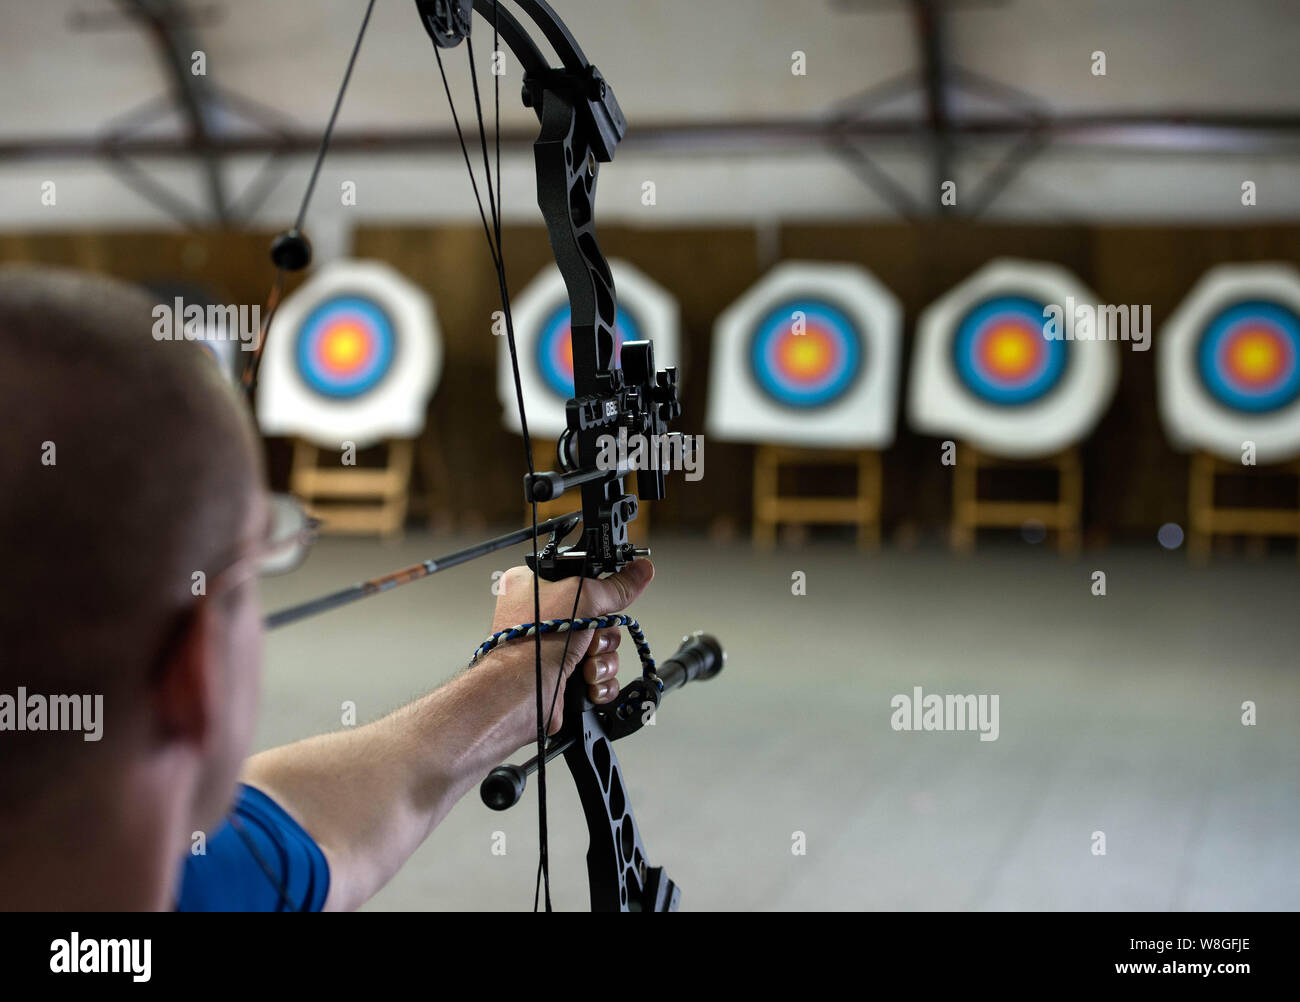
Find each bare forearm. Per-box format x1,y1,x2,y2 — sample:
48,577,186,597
238,561,650,912
241,654,533,911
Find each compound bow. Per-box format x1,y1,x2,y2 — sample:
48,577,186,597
246,0,724,912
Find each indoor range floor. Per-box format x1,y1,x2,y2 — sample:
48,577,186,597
256,530,1300,911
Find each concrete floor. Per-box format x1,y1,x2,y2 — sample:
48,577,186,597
256,531,1300,911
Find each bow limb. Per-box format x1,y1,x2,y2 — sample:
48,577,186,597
531,81,636,575
562,680,679,912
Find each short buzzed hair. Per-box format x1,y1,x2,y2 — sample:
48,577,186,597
0,266,262,758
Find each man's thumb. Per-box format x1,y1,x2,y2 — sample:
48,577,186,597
588,558,654,615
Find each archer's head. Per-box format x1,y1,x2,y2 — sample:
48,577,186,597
0,264,268,909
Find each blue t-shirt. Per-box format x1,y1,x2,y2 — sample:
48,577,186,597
177,783,330,912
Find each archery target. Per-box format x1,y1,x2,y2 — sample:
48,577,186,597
707,262,900,448
1159,263,1300,463
500,260,680,439
909,259,1118,459
295,295,396,399
257,260,441,449
749,298,862,409
951,295,1069,406
1196,302,1300,414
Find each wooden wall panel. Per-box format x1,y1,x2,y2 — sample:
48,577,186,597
0,229,293,307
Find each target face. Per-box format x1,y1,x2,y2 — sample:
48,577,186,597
501,260,680,439
952,295,1068,406
295,295,397,399
256,260,441,449
1196,301,1300,414
1159,264,1300,463
708,262,901,448
909,259,1118,459
535,303,643,397
749,299,863,409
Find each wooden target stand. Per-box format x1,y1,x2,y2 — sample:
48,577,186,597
523,440,651,545
950,444,1083,556
290,439,415,538
751,444,883,551
1187,452,1300,562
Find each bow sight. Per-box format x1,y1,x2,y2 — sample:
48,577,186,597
524,339,682,579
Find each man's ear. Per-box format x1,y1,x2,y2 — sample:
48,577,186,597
150,599,220,748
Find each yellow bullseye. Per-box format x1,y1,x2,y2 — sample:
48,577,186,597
1229,331,1282,382
781,329,832,377
985,325,1036,377
321,324,368,371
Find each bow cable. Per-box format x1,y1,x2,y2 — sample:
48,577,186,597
242,0,379,395
431,7,587,912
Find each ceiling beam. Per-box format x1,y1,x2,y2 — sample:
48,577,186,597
4,111,1299,162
